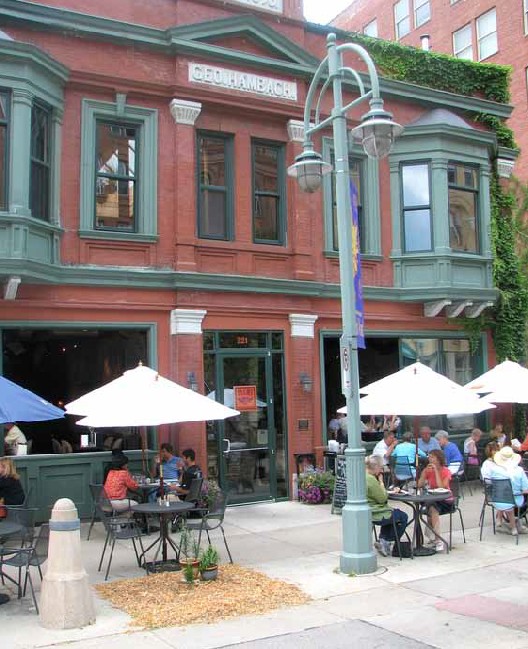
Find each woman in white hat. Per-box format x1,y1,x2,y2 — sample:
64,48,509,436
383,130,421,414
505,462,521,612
488,446,528,536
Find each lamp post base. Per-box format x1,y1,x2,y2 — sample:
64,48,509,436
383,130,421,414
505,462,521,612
340,548,378,575
339,500,378,575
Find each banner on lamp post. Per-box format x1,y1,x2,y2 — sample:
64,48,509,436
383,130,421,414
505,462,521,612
351,182,366,349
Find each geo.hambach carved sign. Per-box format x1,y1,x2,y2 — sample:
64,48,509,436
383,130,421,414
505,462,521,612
226,0,283,13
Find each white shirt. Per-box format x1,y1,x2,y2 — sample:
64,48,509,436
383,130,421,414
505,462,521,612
372,439,390,466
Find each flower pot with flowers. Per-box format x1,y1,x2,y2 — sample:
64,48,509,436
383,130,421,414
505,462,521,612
298,469,335,504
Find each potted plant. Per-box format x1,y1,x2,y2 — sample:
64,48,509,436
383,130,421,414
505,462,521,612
298,469,335,504
198,545,220,581
178,528,200,578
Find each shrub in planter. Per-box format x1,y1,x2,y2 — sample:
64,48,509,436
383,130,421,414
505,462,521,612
179,528,200,577
298,470,335,504
198,545,220,581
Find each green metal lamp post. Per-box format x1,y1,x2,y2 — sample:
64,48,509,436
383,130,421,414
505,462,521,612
288,33,402,575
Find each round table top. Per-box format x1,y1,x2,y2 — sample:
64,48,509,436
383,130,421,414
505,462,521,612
132,501,194,515
388,491,451,504
0,521,23,536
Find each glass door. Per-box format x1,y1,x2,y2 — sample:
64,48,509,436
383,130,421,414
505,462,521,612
218,354,273,504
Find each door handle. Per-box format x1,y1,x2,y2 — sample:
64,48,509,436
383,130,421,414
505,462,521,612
222,438,231,455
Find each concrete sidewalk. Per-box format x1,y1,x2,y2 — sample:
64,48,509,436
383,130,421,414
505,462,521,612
2,484,528,649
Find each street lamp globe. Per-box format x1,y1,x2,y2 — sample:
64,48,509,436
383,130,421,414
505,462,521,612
287,149,333,193
350,104,403,160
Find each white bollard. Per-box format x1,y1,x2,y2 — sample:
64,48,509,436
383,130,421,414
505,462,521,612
39,498,96,629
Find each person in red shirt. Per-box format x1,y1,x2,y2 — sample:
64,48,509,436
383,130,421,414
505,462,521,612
103,453,140,513
417,449,453,552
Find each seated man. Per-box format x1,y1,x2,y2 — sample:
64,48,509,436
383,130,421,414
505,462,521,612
391,432,427,483
152,442,182,481
372,430,397,470
366,455,408,557
169,448,202,500
418,426,440,454
435,430,463,475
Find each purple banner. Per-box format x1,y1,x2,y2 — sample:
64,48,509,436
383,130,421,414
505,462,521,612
351,181,365,349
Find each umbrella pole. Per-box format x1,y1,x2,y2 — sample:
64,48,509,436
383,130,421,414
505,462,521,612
158,428,164,498
414,417,421,484
141,427,147,477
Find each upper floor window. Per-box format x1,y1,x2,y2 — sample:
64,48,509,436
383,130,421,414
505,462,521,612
252,140,285,245
364,19,378,37
330,155,364,252
524,0,528,34
414,0,431,27
401,162,432,252
448,162,479,253
453,23,473,59
477,8,498,60
394,0,411,39
30,102,51,221
197,132,233,240
95,121,137,231
0,90,9,211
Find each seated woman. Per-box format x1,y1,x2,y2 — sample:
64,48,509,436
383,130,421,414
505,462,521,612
103,452,140,513
365,455,408,557
417,449,452,552
463,428,482,466
488,445,528,536
0,457,25,506
480,441,501,481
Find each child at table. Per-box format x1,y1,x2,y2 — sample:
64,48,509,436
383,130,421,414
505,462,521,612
417,449,452,552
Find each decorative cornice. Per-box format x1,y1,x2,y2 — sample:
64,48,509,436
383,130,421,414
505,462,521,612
169,98,202,126
497,158,515,179
0,1,513,119
170,308,207,334
287,119,305,143
289,314,318,338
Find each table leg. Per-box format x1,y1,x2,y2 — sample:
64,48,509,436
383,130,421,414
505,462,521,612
412,503,436,557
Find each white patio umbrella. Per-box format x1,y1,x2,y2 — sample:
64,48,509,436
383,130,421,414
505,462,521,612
337,362,494,415
66,364,239,427
465,360,528,403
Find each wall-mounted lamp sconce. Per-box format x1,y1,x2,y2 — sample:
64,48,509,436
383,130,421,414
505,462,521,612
187,371,198,392
299,372,313,393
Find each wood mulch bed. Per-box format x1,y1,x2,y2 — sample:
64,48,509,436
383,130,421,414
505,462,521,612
95,565,310,629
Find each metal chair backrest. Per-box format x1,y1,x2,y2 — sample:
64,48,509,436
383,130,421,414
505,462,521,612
97,486,115,515
32,523,50,563
89,483,104,507
186,477,204,504
392,455,413,479
490,477,516,507
208,489,227,521
5,507,36,546
450,474,461,505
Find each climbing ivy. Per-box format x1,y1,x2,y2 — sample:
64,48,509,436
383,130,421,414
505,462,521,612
345,32,528,364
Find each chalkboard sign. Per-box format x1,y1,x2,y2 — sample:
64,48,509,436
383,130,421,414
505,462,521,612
331,454,347,515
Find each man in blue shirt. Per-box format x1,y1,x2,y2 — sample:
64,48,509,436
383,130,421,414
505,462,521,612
391,431,427,481
418,426,441,454
435,430,463,474
152,442,182,481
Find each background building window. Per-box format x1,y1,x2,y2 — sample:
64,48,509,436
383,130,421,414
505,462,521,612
252,141,285,244
363,19,378,37
394,0,411,39
0,90,9,211
95,122,137,231
414,0,431,27
524,0,528,34
477,8,498,60
448,162,479,253
30,102,51,221
330,155,364,252
401,162,432,252
453,23,473,59
197,133,233,240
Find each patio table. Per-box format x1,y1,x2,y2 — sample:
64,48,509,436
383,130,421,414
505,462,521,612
388,491,451,556
132,501,193,572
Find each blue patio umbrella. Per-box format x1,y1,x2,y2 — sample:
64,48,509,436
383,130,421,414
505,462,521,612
0,375,65,423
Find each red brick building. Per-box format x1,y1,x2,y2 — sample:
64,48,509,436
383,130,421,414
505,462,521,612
333,0,528,179
0,0,511,512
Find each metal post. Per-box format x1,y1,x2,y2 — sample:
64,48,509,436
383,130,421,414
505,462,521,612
326,36,377,575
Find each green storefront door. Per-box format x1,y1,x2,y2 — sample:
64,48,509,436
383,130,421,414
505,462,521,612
217,354,274,504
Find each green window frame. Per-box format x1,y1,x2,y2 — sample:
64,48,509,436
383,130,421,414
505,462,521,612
401,161,433,252
252,140,286,245
0,89,9,211
448,161,479,253
80,98,157,241
30,101,51,222
197,132,234,240
322,137,381,257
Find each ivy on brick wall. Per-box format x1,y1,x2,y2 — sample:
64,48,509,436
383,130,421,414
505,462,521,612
347,32,528,364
